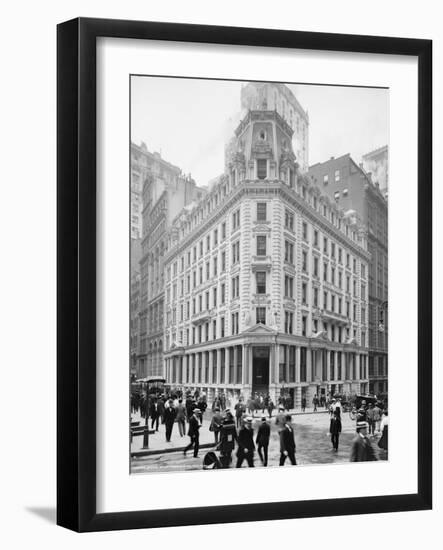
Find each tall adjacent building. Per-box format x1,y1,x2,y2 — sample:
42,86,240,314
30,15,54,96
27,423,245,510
135,142,206,379
362,145,388,195
130,238,142,379
307,154,388,396
163,102,369,406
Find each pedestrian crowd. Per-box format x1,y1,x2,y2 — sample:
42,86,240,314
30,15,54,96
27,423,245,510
132,389,388,468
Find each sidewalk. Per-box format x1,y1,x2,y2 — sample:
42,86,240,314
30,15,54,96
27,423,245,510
130,407,330,457
130,410,217,457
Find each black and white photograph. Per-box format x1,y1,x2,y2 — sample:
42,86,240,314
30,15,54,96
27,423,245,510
129,77,389,473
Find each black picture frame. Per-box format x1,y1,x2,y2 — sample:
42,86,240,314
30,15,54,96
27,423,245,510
57,17,432,532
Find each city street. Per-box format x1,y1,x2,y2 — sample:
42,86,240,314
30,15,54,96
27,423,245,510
131,409,387,473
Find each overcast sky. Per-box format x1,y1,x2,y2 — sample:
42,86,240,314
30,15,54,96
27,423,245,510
131,76,388,188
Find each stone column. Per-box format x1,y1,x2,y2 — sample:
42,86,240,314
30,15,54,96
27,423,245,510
224,347,229,386
295,346,301,383
208,350,214,385
233,346,238,386
216,348,221,385
326,349,331,383
242,345,248,385
307,349,312,383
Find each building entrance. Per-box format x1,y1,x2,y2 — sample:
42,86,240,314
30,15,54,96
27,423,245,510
252,346,270,394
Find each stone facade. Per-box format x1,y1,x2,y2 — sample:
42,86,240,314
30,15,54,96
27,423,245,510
163,107,369,407
307,154,388,396
135,143,206,379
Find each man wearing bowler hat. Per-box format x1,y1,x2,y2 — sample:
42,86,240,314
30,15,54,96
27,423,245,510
236,416,255,468
350,421,377,462
256,416,271,466
184,408,201,458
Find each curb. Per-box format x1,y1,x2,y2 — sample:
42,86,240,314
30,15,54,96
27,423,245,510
131,441,215,458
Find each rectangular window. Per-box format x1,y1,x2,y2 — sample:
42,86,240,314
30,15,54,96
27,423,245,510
302,222,308,241
232,210,240,231
323,262,328,282
206,235,210,252
205,291,210,311
302,282,307,304
323,174,329,185
199,266,203,285
232,276,239,299
323,236,328,254
213,319,217,339
221,222,226,240
302,316,307,336
284,275,293,298
331,267,335,285
199,294,202,312
199,241,203,257
302,250,308,272
313,287,318,307
331,242,335,258
232,241,240,263
256,271,266,294
285,240,294,263
220,317,225,338
221,283,226,304
213,287,217,308
285,210,294,231
213,256,218,276
314,256,319,277
221,251,226,271
284,311,293,334
324,291,328,309
314,229,319,247
214,229,218,245
289,346,296,382
257,202,267,221
256,235,267,256
335,169,340,182
300,347,307,382
231,312,239,335
206,262,210,279
256,307,266,324
257,158,267,179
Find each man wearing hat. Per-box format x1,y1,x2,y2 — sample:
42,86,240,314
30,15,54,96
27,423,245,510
350,421,377,462
236,416,255,468
164,398,177,442
256,416,271,466
279,415,297,466
184,408,201,458
209,407,223,444
218,410,238,468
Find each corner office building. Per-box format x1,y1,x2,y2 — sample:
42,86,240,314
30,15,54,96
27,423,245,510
163,103,370,407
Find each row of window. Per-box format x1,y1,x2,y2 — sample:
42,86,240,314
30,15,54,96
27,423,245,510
166,346,367,386
167,346,243,386
167,312,240,348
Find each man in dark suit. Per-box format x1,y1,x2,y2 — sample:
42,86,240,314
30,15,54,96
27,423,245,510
350,421,377,462
236,417,255,468
149,397,160,432
164,399,177,442
218,410,238,468
279,415,297,466
256,416,271,466
329,409,342,451
184,408,201,458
